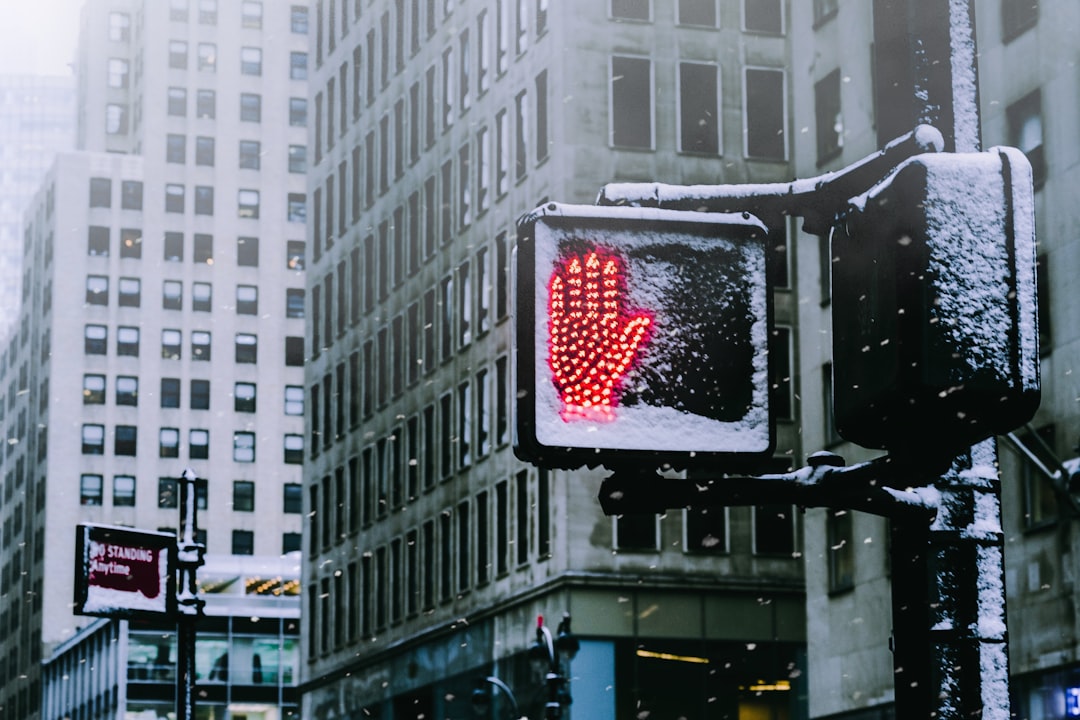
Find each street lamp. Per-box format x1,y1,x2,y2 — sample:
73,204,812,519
528,614,579,719
471,676,524,720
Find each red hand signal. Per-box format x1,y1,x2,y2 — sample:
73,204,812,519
547,249,652,422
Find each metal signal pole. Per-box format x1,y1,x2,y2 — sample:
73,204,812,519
873,2,1012,718
176,468,206,720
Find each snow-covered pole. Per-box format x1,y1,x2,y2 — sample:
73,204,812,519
872,2,1012,719
176,468,206,720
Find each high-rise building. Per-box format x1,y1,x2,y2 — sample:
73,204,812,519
0,75,76,341
792,2,1080,719
0,1,309,717
301,1,807,718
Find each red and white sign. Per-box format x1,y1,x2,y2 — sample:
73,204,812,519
75,524,176,619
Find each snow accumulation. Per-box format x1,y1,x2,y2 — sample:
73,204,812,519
530,204,771,454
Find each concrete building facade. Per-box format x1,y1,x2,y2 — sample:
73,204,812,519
0,1,309,717
301,0,807,718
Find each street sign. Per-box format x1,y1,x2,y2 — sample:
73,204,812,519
74,524,177,620
515,203,775,471
831,148,1040,457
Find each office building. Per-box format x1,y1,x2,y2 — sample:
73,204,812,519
0,1,309,717
301,1,807,718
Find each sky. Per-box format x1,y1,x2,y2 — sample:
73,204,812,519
0,0,82,76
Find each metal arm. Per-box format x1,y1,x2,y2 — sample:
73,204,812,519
597,125,944,235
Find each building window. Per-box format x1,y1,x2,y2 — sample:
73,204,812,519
85,324,107,354
232,530,255,555
88,226,109,256
195,136,215,166
161,378,181,408
120,227,142,257
109,11,131,40
239,140,261,170
289,145,307,173
754,504,795,555
284,434,304,464
117,326,140,356
192,330,211,361
241,1,263,29
115,425,137,456
169,40,188,69
116,376,138,406
198,42,216,71
610,56,652,149
284,483,302,513
82,425,105,455
160,428,180,458
189,429,209,459
113,475,136,507
162,280,181,310
106,103,129,134
83,374,105,404
290,97,308,126
241,46,262,75
770,326,793,421
285,385,304,415
288,240,306,271
167,88,187,116
90,178,111,207
285,336,305,366
286,288,305,318
1008,89,1046,187
679,0,716,25
615,514,658,551
679,62,720,154
685,505,727,552
196,89,216,118
81,474,104,505
234,432,256,462
191,379,210,410
826,509,854,593
192,282,211,311
237,285,258,315
290,52,308,80
124,182,145,210
237,236,259,266
162,329,182,359
239,189,260,218
108,58,129,88
170,0,188,21
158,478,179,509
235,333,257,363
199,0,217,24
745,67,786,160
815,69,842,164
194,233,213,264
1018,425,1058,529
194,186,214,215
233,481,255,512
116,277,140,307
288,193,306,222
611,0,650,20
240,93,261,122
85,275,108,305
291,5,309,33
283,533,302,553
1002,0,1038,42
235,382,257,412
165,184,185,213
164,233,183,263
744,0,783,34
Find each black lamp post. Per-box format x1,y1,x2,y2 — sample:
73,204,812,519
528,613,579,720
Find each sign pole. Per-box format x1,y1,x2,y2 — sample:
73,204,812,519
176,468,206,720
873,2,1012,717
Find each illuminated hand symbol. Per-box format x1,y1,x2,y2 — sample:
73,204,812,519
548,249,652,422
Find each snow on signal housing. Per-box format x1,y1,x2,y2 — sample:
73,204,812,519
514,202,776,472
